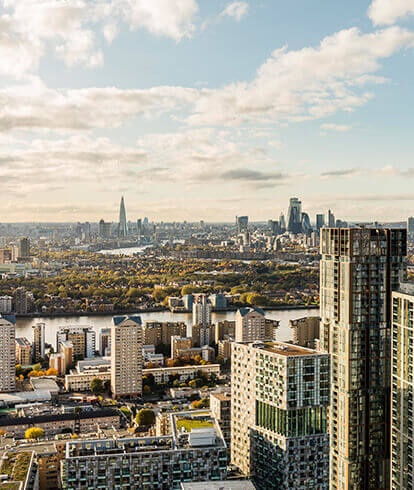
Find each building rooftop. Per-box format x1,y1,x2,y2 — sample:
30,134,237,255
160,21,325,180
112,315,142,326
0,450,34,489
180,482,255,490
0,314,16,325
15,338,31,347
210,392,231,402
30,377,60,394
171,410,225,449
395,282,414,296
237,307,264,317
254,341,323,357
0,408,119,428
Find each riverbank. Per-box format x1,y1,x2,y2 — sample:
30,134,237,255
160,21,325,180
15,304,319,319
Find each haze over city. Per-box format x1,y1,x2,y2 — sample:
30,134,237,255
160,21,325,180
1,0,414,221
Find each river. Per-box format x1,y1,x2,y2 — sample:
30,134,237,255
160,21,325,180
15,308,319,350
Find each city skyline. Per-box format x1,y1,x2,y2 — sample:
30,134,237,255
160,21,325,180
0,1,414,221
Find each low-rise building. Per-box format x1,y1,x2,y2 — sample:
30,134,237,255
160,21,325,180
0,449,38,489
143,364,220,384
0,408,120,438
65,358,111,392
61,411,227,489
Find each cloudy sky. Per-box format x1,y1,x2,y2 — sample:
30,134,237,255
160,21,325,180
1,0,414,222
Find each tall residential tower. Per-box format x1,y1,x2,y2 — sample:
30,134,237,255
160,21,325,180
231,341,330,488
390,282,414,489
320,227,406,489
0,314,16,392
111,315,142,399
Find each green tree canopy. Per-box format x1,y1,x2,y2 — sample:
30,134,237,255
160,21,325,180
90,377,104,394
136,409,155,427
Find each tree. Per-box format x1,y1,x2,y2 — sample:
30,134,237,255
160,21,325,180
32,363,42,372
28,370,45,377
46,368,58,376
135,409,155,427
25,427,45,440
90,378,104,394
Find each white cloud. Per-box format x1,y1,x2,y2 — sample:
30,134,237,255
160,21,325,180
0,81,198,132
221,2,249,21
187,26,414,126
368,0,414,26
320,123,352,132
0,0,199,76
111,0,199,41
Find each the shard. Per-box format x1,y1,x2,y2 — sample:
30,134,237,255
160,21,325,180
118,196,127,237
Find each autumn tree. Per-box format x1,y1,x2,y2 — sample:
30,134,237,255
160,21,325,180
25,427,45,440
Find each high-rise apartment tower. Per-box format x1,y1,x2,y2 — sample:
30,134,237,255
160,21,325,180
320,227,406,489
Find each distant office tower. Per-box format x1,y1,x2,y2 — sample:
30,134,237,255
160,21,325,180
56,326,96,361
231,341,330,488
99,219,112,239
335,219,348,228
301,212,312,235
0,314,16,392
0,295,12,314
327,209,335,227
137,219,142,236
287,197,302,233
13,287,29,314
391,283,414,489
17,237,30,259
320,227,407,489
111,315,142,399
32,322,45,362
268,220,280,236
316,213,325,231
99,328,111,356
236,216,248,234
118,196,128,237
279,213,286,232
407,216,414,234
192,324,214,347
15,337,32,365
192,294,212,327
235,307,266,342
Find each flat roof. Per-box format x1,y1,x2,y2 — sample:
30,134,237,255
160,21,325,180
210,393,231,402
180,482,255,490
261,341,322,357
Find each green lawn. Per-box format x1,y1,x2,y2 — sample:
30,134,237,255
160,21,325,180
176,419,213,432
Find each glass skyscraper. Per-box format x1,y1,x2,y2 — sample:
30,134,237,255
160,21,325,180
118,196,127,237
320,227,406,489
